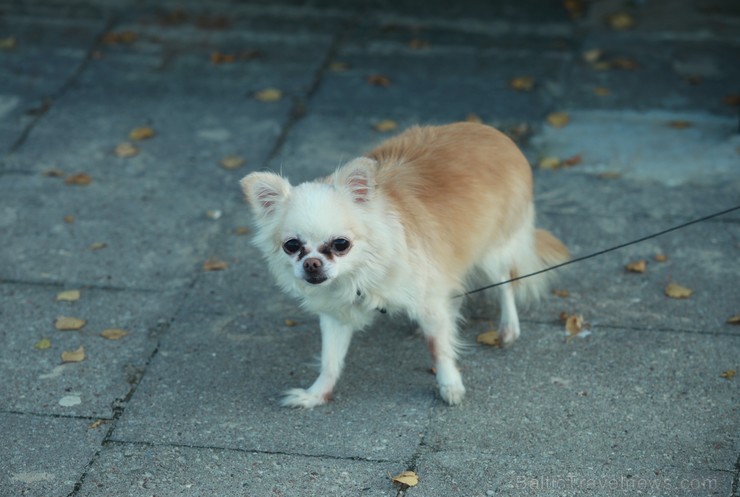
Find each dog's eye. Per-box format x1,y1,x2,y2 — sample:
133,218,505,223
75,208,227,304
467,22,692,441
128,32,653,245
283,238,302,255
331,238,351,254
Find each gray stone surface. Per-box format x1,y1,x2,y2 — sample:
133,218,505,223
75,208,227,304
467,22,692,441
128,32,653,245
1,1,738,497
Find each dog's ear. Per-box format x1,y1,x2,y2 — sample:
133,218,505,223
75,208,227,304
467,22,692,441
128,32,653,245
240,172,291,216
334,157,378,204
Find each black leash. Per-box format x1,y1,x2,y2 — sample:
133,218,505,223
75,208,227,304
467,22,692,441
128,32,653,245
460,204,740,298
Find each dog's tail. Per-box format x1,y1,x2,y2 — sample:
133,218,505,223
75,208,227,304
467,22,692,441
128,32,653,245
513,229,569,303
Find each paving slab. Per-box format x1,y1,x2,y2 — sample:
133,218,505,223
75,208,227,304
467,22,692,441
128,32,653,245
0,412,107,497
112,311,434,461
0,282,176,418
413,322,738,496
76,442,398,497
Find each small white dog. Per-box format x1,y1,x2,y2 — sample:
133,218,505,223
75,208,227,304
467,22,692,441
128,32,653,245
240,122,568,408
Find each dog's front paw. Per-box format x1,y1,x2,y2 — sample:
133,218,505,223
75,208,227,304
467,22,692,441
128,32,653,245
439,382,466,406
498,323,521,347
280,388,331,409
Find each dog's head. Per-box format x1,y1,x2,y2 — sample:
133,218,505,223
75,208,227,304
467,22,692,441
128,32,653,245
240,158,379,290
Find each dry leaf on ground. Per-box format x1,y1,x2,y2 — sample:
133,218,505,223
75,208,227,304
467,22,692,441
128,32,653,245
539,157,562,170
203,258,229,271
55,316,86,331
210,51,237,64
329,61,349,72
546,112,570,128
129,126,155,140
726,315,740,325
220,155,246,169
233,226,250,235
0,37,17,50
582,48,603,64
57,289,81,302
114,142,139,157
625,260,647,273
654,253,668,262
476,329,501,347
102,31,137,44
101,328,129,340
509,76,534,91
367,74,391,87
284,319,299,327
89,419,108,429
668,120,692,129
34,338,52,350
61,345,86,363
254,88,283,102
606,12,636,30
720,369,736,380
63,215,75,223
561,312,590,341
373,119,398,132
593,87,611,96
65,173,92,186
552,289,570,298
723,95,740,107
665,282,692,299
391,471,419,487
408,38,429,49
465,113,482,123
563,154,582,167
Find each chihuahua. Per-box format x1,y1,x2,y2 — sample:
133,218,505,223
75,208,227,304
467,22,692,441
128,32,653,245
240,122,568,408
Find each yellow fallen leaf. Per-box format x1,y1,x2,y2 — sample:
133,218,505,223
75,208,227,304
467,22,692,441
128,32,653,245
539,157,562,170
210,51,237,64
562,154,582,167
373,119,397,132
129,126,155,140
328,61,349,72
203,258,228,271
665,282,692,299
668,120,692,129
102,31,137,44
367,74,391,87
55,316,86,331
726,315,740,325
546,112,570,128
408,38,429,50
233,226,250,235
609,57,638,71
63,215,75,224
57,289,81,302
654,253,668,263
391,470,419,487
219,155,246,170
100,328,129,340
88,419,108,429
597,171,621,179
625,260,647,273
284,319,299,327
114,142,139,158
0,37,17,50
90,242,108,250
34,338,52,350
509,76,534,92
582,48,603,64
720,369,736,380
606,12,635,30
254,88,283,102
61,345,85,363
552,289,570,298
65,173,93,186
476,329,501,347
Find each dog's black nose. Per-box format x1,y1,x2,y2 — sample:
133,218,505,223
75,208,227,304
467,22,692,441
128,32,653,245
303,257,322,273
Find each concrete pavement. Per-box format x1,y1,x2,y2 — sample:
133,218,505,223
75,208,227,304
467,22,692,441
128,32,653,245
1,1,738,496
